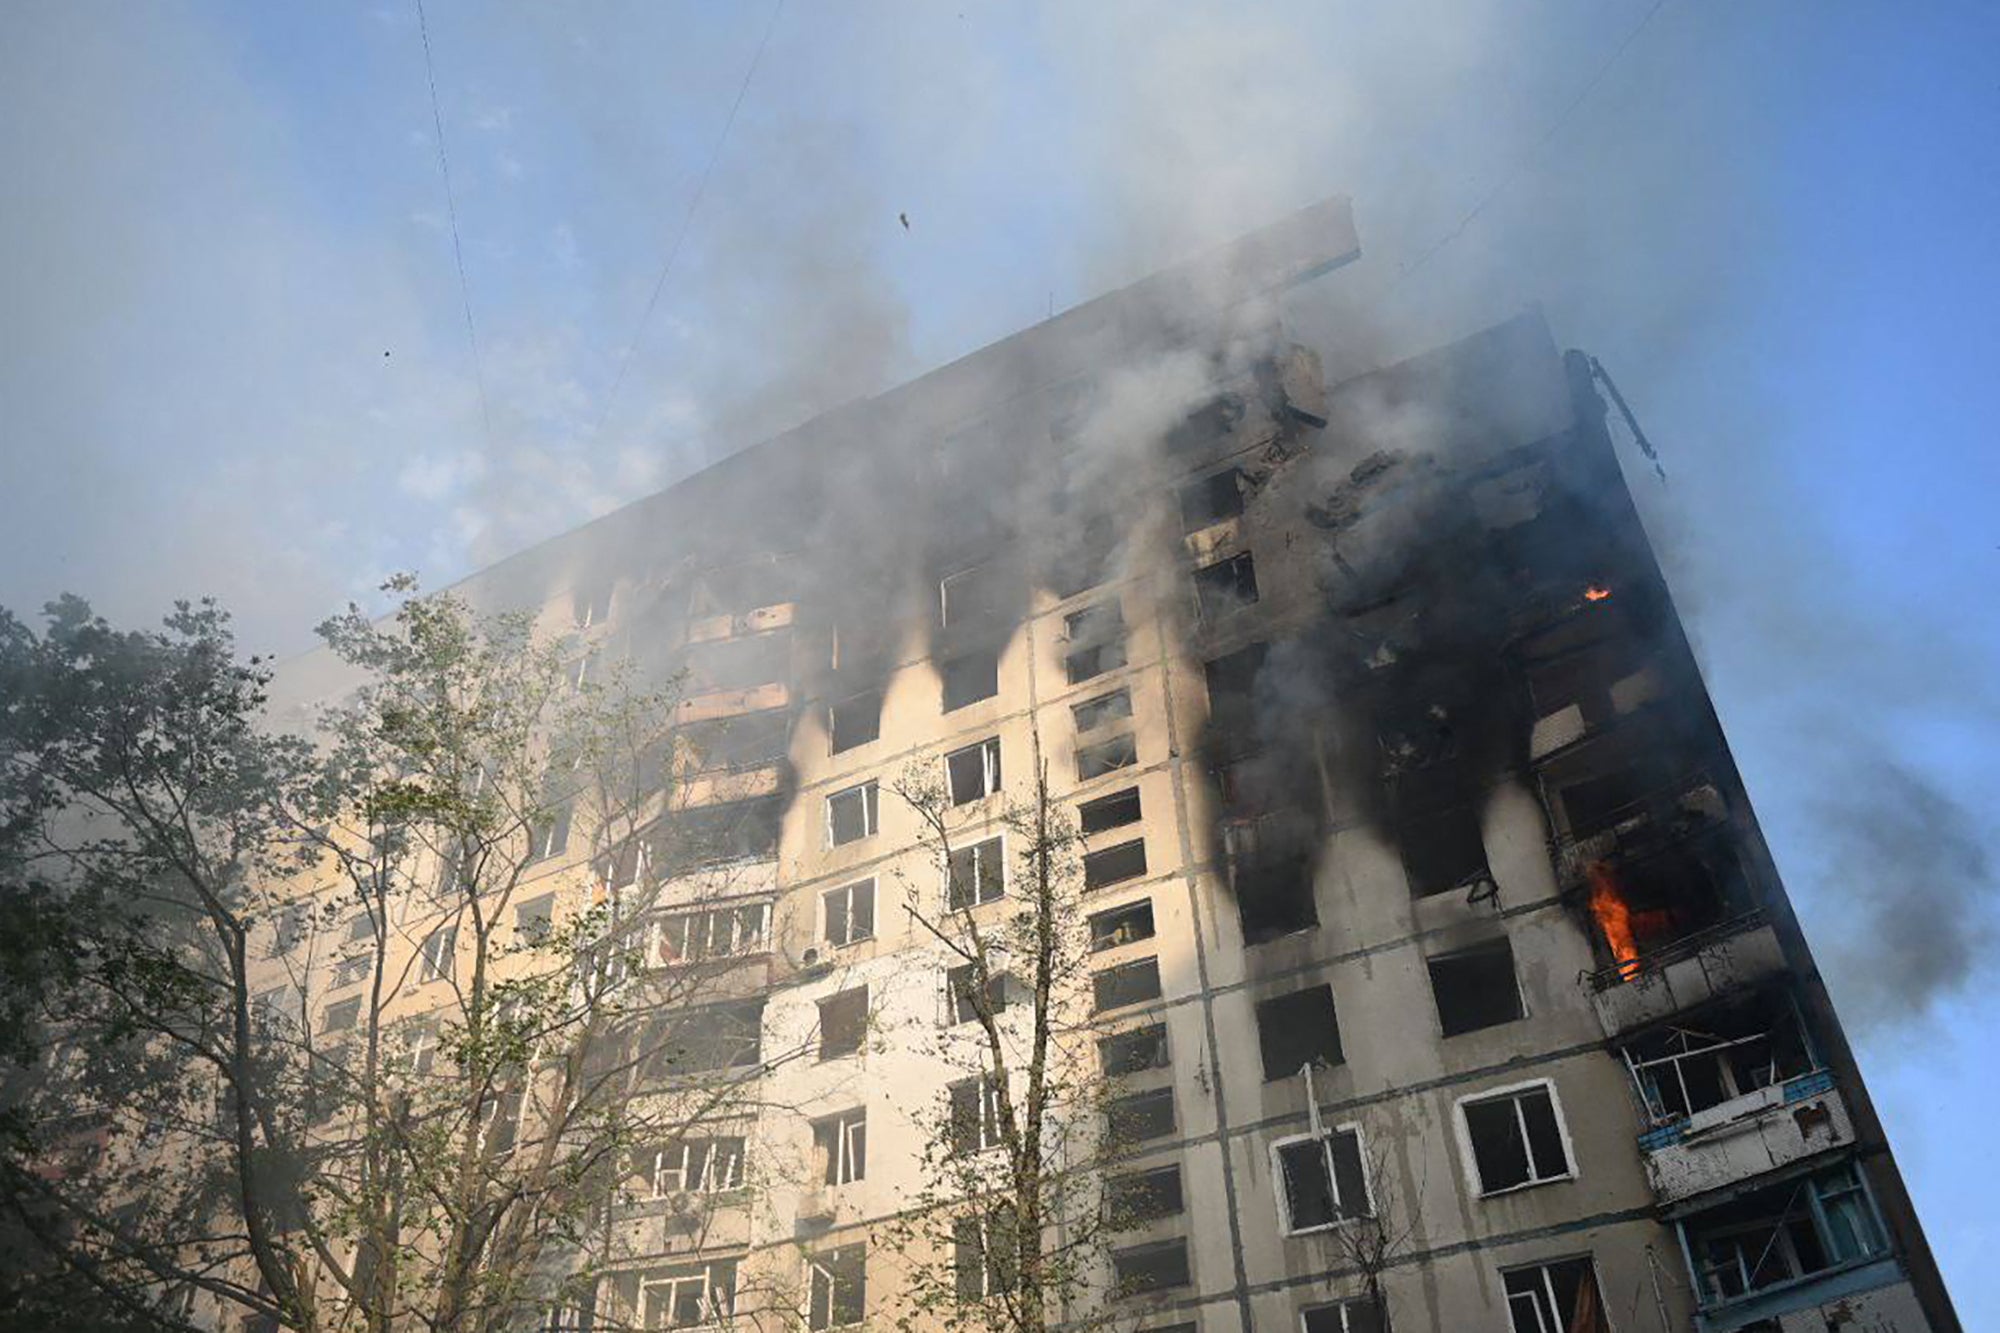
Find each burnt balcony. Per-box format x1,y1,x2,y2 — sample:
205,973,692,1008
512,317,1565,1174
686,600,797,645
1640,1068,1856,1207
1551,769,1731,890
676,681,790,725
1585,909,1786,1036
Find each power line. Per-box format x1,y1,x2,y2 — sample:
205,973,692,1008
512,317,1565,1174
413,0,494,445
592,0,787,444
1393,0,1671,292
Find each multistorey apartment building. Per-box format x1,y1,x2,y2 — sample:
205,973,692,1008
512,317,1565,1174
250,200,1956,1333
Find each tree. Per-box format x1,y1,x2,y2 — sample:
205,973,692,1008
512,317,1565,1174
882,763,1128,1333
0,582,810,1333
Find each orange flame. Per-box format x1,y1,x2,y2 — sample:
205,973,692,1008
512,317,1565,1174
1587,862,1643,980
1583,585,1612,602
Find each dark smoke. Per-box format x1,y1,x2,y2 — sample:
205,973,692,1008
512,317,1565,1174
1816,761,1997,1028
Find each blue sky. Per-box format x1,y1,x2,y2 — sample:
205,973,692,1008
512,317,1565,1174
3,0,1997,1321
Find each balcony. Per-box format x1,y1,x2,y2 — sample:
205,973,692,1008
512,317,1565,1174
686,601,797,645
1641,1069,1855,1206
676,681,790,725
1587,911,1786,1035
1553,774,1729,889
680,764,784,811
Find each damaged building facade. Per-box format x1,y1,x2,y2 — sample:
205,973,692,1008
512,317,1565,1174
244,199,1955,1332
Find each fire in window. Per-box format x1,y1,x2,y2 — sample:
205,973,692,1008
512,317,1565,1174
1255,985,1343,1081
1428,938,1524,1037
1193,551,1260,619
1272,1126,1370,1233
827,781,879,847
1460,1083,1572,1195
813,1109,867,1186
822,879,876,947
817,987,868,1060
947,836,1006,909
946,737,1003,804
807,1244,866,1330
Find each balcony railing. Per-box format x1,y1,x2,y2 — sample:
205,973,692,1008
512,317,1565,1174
1585,908,1768,992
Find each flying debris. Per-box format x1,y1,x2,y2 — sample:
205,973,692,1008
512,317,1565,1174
898,212,910,231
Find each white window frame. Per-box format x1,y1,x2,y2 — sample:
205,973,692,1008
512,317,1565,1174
944,833,1007,911
1500,1255,1608,1333
419,927,456,984
651,901,772,966
822,878,876,947
818,1108,867,1186
651,1137,745,1196
641,1263,735,1329
1453,1078,1577,1198
1269,1122,1373,1236
826,781,880,847
806,1245,866,1331
406,1024,437,1076
950,1075,1006,1155
944,737,1003,805
954,1211,1015,1300
480,1085,526,1156
331,954,371,988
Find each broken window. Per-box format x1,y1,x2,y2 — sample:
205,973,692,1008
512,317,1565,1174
1683,1162,1885,1307
1304,1299,1386,1333
1073,688,1133,733
1203,642,1267,736
656,796,784,872
1098,1023,1169,1076
1063,601,1128,684
1178,467,1247,532
1462,1083,1572,1194
1077,734,1138,781
652,902,771,965
818,987,868,1060
829,691,882,754
331,955,371,989
942,649,1000,711
1395,799,1486,897
643,1260,737,1329
1193,552,1260,619
807,1244,866,1330
682,710,790,772
1106,1087,1175,1145
947,836,1006,909
1226,817,1318,944
1621,995,1814,1124
946,737,1003,804
827,781,879,846
1555,765,1663,839
1111,1239,1190,1297
1256,985,1343,1081
948,1076,1005,1156
1084,839,1148,890
1429,938,1524,1037
1049,514,1120,600
946,963,1008,1025
640,999,764,1079
1092,957,1162,1013
527,804,571,863
515,893,554,944
686,632,787,693
596,837,645,901
953,1206,1018,1301
1581,838,1749,975
1089,899,1156,952
419,927,456,984
322,997,360,1033
822,879,876,947
651,1137,745,1194
1273,1127,1370,1233
1106,1165,1184,1226
940,563,1010,630
1503,1259,1607,1333
814,1109,867,1186
1079,787,1142,834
